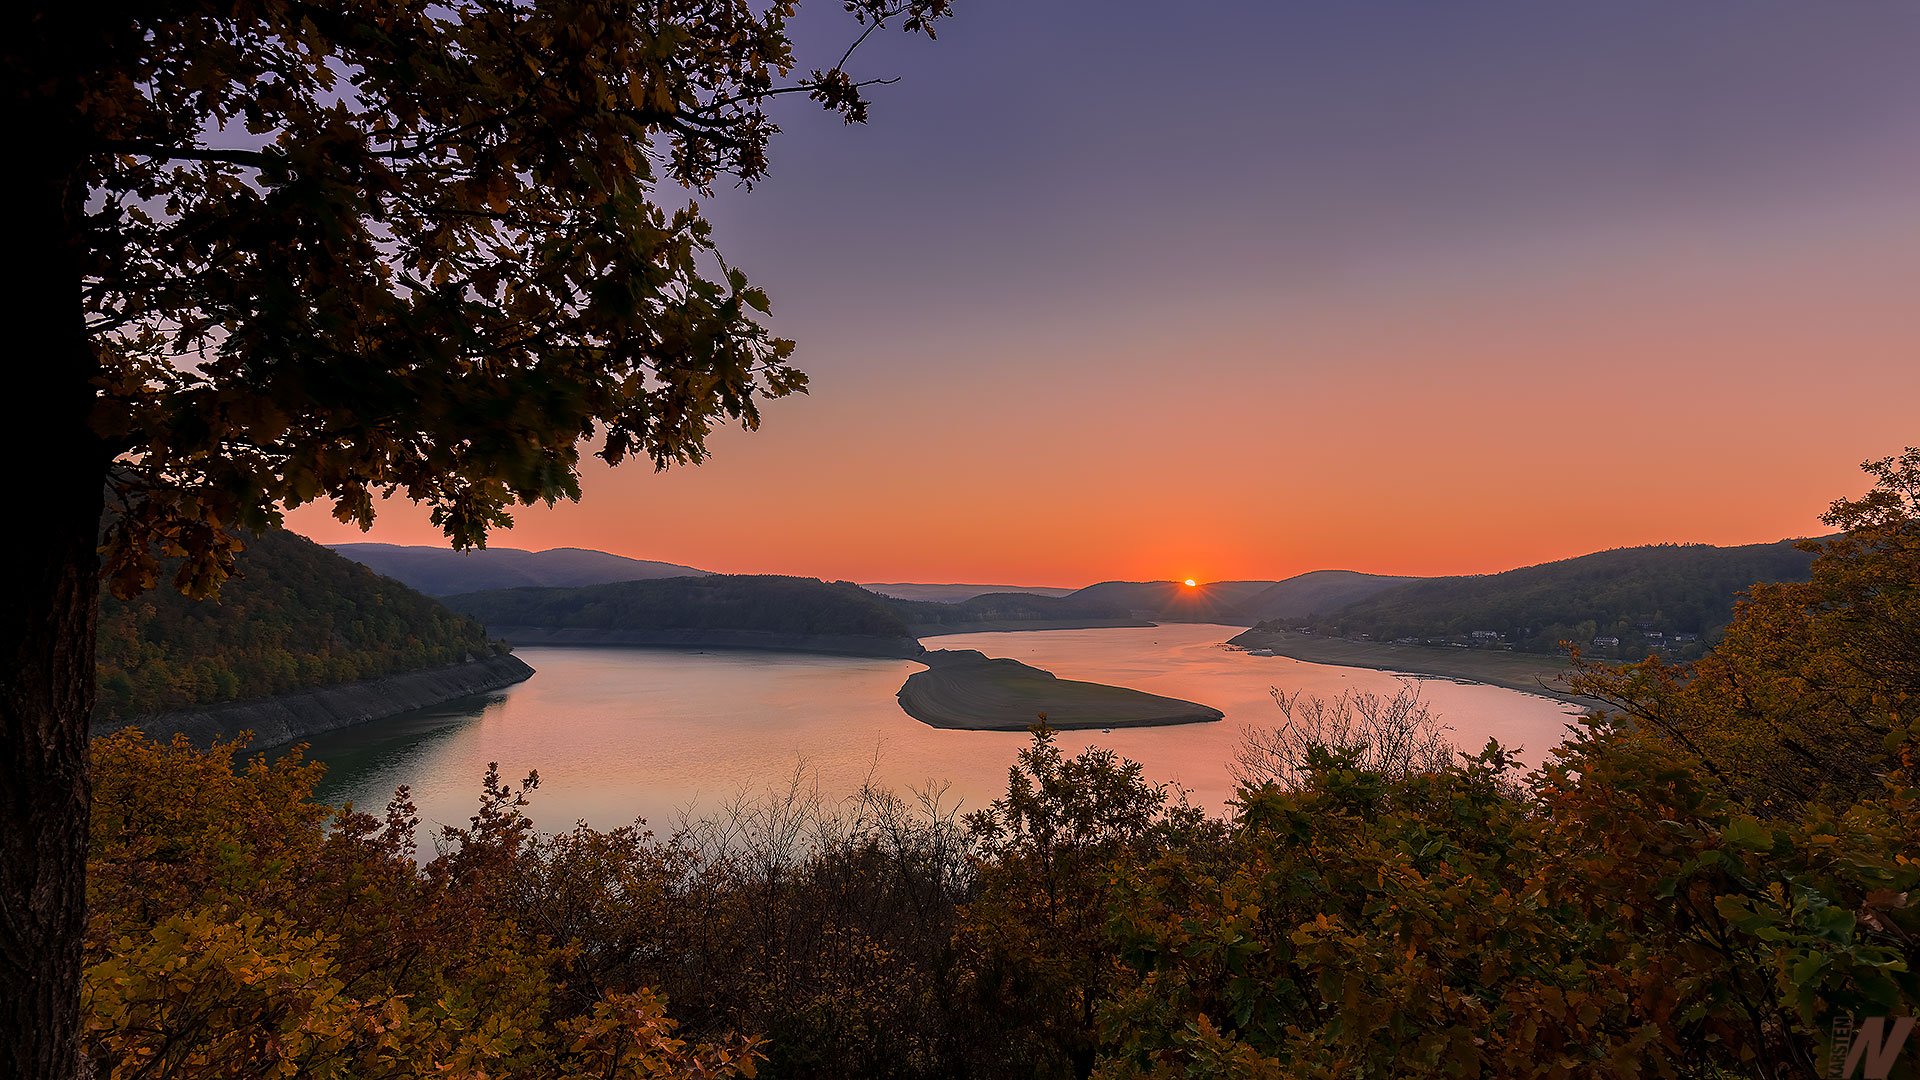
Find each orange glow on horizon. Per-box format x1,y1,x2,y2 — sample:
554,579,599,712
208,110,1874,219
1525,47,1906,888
284,196,1920,588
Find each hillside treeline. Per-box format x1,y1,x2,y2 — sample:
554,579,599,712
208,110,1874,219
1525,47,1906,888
80,453,1920,1079
331,542,708,595
884,590,1133,629
95,530,498,721
442,574,915,638
1280,539,1817,657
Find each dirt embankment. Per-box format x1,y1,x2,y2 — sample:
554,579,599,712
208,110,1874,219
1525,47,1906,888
93,653,537,748
1227,629,1606,707
897,649,1223,731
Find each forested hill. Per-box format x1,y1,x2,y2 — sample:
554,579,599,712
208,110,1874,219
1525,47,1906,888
96,530,501,721
864,582,1079,603
883,591,1140,632
332,542,708,595
1281,539,1820,658
1238,570,1421,622
442,575,923,655
1061,581,1269,624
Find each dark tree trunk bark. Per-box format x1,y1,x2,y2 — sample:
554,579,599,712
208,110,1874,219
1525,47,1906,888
1,88,103,1080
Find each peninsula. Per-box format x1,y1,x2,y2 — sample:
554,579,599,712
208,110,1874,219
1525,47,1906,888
897,649,1223,731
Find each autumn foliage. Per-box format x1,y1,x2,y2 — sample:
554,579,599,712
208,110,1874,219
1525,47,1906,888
84,454,1920,1078
85,733,762,1079
94,531,500,720
86,726,1920,1078
1573,449,1920,814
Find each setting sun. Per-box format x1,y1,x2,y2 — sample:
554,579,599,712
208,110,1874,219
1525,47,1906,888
1183,578,1197,587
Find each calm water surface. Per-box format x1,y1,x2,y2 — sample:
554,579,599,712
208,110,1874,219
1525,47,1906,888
299,625,1584,835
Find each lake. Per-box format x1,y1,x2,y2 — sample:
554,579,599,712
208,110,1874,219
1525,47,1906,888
299,624,1586,836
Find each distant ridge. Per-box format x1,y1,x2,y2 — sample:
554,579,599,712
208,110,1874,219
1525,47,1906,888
332,542,708,596
883,591,1147,636
1273,539,1820,658
1238,570,1421,623
442,575,925,658
96,529,517,726
1023,574,1418,626
1062,581,1269,625
897,649,1222,730
863,582,1079,603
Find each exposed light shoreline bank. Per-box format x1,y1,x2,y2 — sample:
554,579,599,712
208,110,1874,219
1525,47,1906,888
1225,629,1607,708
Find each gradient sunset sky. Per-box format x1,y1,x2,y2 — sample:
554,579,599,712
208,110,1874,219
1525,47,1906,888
289,0,1920,585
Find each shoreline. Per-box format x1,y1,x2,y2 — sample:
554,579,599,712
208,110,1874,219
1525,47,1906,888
1225,630,1607,708
483,626,925,659
93,653,537,748
897,649,1224,731
910,618,1153,636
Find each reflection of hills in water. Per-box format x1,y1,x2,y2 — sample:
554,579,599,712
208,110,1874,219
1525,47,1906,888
301,692,511,809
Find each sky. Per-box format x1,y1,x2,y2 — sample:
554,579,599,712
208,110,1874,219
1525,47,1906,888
288,0,1920,586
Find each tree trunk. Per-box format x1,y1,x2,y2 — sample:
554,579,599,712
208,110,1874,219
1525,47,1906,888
1,96,101,1080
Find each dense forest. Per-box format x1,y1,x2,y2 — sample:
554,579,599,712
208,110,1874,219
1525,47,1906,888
95,531,499,722
331,542,708,595
1061,581,1263,623
1236,569,1420,622
443,574,917,639
890,575,1419,629
883,590,1135,629
80,452,1920,1079
1273,539,1819,658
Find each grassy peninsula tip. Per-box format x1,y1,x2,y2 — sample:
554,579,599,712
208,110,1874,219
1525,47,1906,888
898,649,1223,731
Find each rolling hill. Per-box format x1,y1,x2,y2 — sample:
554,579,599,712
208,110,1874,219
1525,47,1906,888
1237,570,1422,623
1061,581,1267,624
883,591,1141,634
442,575,925,657
331,542,707,595
96,530,506,721
1281,539,1820,658
862,582,1079,602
